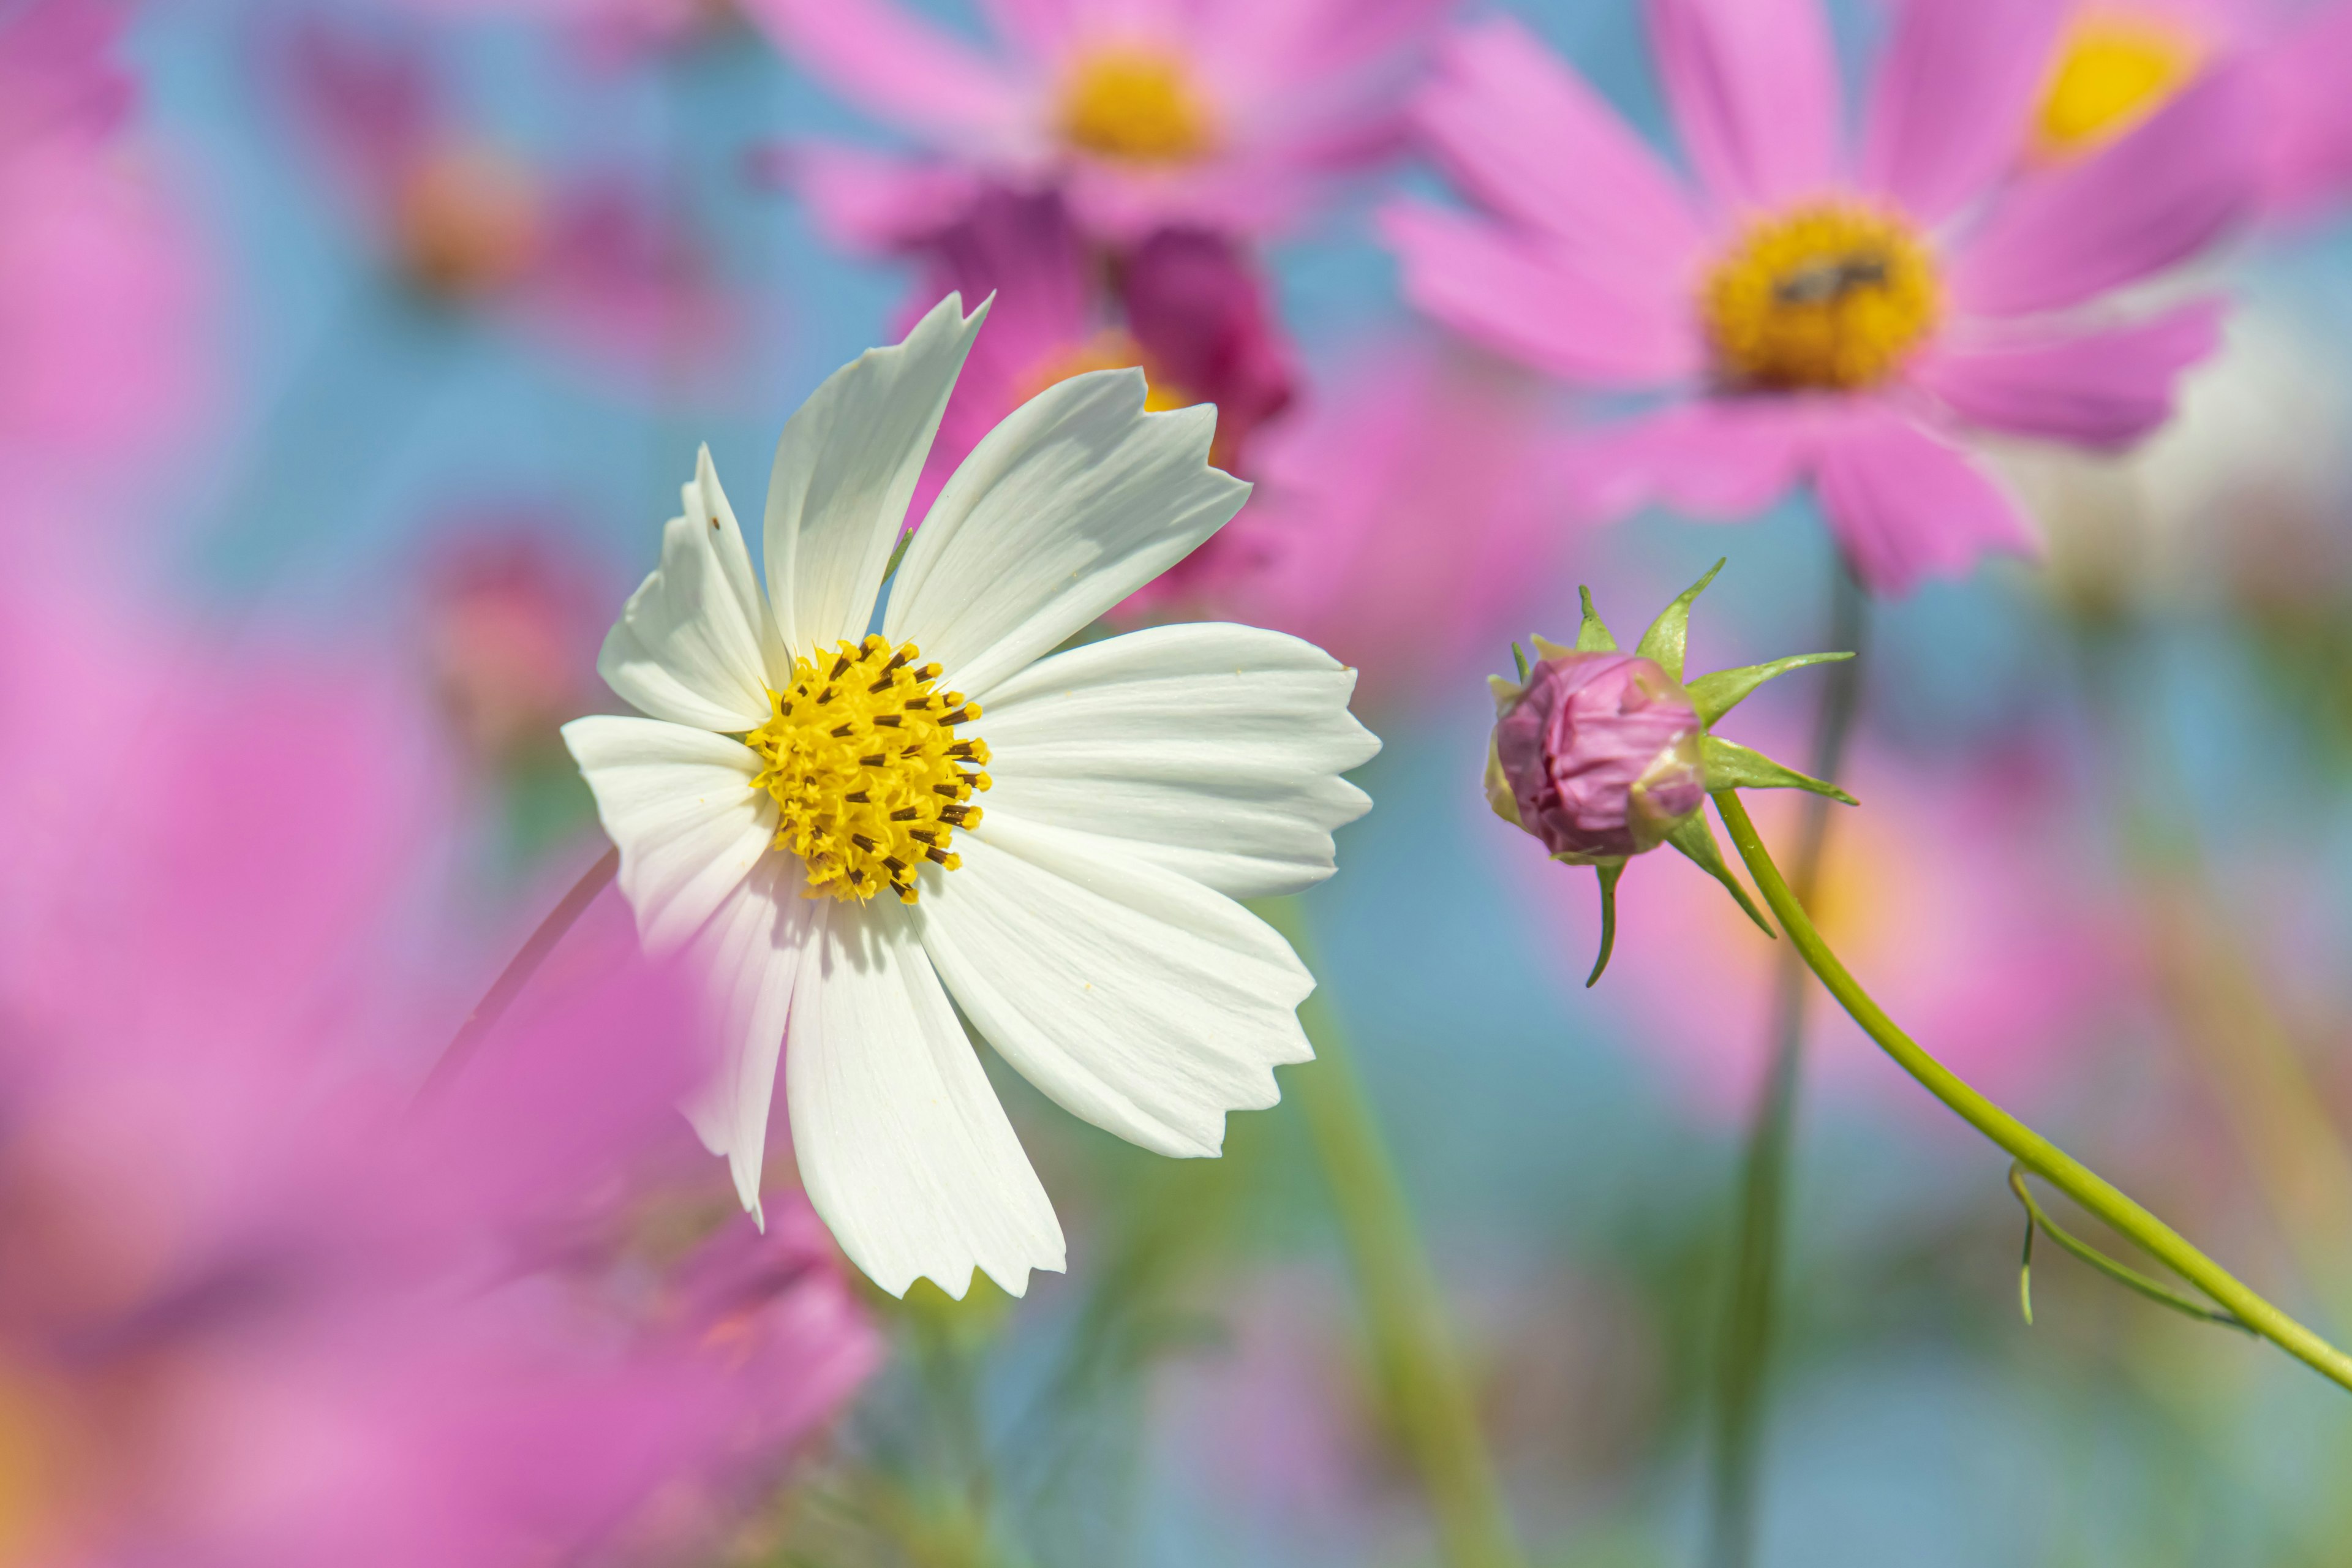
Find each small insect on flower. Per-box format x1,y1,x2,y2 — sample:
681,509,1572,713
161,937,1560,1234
1486,562,1853,985
564,295,1380,1300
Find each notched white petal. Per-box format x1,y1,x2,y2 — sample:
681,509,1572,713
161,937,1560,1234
786,902,1065,1300
765,293,989,656
886,369,1252,698
679,856,814,1227
598,506,774,732
562,715,773,955
977,622,1381,898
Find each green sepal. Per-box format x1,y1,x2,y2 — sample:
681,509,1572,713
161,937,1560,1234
1665,810,1774,937
1687,651,1855,726
1586,861,1624,988
1511,641,1530,682
1634,558,1724,682
1573,586,1617,653
1700,736,1857,805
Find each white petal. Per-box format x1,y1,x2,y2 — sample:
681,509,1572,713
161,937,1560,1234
685,442,790,690
562,715,774,954
680,854,814,1226
914,814,1315,1160
764,293,987,657
884,368,1251,698
975,622,1382,899
786,899,1065,1299
598,467,775,731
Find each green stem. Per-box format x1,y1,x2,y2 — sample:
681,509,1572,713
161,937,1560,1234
1713,790,2352,1395
1265,900,1527,1568
1708,570,1864,1568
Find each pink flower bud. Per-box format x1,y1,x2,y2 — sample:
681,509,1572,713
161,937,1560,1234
1487,650,1705,861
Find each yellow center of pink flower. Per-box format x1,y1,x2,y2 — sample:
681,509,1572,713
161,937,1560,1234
2034,9,2204,159
1702,202,1942,391
1057,47,1218,165
745,635,990,905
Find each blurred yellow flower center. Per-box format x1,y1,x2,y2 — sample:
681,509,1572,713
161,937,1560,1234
393,145,542,298
1023,330,1196,411
746,635,990,906
1702,202,1941,391
1058,48,1217,164
2034,10,2203,159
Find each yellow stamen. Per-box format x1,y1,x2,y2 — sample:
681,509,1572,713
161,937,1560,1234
1702,202,1941,391
2034,10,2204,160
1058,47,1216,165
745,635,990,905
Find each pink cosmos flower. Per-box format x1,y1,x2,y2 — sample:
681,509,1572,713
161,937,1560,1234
1383,0,2255,595
0,572,877,1565
0,0,203,475
1216,337,1569,712
895,187,1294,609
746,0,1458,247
268,13,731,375
1525,739,2138,1121
2019,0,2352,217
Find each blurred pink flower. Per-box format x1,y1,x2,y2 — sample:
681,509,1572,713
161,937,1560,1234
418,514,618,769
0,0,203,473
748,0,1457,247
2020,0,2352,217
1384,0,2254,595
897,187,1295,610
1525,741,2138,1121
0,573,876,1566
1217,339,1569,710
268,12,733,375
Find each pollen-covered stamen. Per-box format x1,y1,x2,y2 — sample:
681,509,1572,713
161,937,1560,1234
744,635,992,905
1702,202,1940,392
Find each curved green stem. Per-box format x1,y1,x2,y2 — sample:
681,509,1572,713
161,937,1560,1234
2008,1163,2251,1333
1714,790,2352,1394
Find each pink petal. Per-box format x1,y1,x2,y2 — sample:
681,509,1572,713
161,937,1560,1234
1950,60,2256,318
1859,0,2067,224
1565,397,1815,522
1413,18,1709,281
2258,0,2352,216
738,0,1026,141
1381,200,1700,388
1646,0,1840,211
1913,298,2224,447
978,0,1077,59
760,140,984,254
1814,405,2037,594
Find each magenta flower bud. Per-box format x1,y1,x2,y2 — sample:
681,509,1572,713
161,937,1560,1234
1487,650,1706,861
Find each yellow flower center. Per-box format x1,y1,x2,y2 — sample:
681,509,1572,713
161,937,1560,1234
2034,10,2203,159
745,635,991,905
1702,202,1942,391
1058,47,1217,165
1022,330,1197,411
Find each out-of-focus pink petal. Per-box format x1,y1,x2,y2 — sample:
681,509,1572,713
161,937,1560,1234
762,140,984,254
0,0,132,151
1950,59,2256,318
1413,18,1709,279
266,13,440,219
1646,0,1840,211
1564,397,1815,522
1381,201,1700,388
511,177,733,377
1220,339,1570,711
1860,0,2067,223
739,0,1027,141
1814,404,2037,593
978,0,1077,59
1914,298,2223,447
1124,227,1296,454
2258,0,2352,216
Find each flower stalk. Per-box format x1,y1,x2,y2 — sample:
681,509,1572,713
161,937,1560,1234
1265,900,1527,1568
1713,789,2352,1395
420,844,618,1101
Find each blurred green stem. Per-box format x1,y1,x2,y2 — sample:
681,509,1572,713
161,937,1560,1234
1714,790,2352,1395
1708,569,1864,1568
1266,900,1527,1568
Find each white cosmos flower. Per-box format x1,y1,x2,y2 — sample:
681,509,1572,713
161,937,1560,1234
562,294,1380,1298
